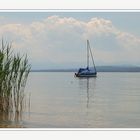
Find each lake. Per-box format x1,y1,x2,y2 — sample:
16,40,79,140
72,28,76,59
1,72,140,128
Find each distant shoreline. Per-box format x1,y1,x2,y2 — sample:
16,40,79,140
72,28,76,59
31,66,140,72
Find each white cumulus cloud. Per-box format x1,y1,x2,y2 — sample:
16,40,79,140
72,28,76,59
0,15,140,68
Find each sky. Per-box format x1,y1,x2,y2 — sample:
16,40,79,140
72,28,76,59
0,12,140,69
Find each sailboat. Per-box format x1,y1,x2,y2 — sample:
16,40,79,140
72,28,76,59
75,40,97,77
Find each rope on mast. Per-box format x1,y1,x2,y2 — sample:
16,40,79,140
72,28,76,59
87,40,97,73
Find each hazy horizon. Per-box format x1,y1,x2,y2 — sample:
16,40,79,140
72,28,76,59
30,65,140,73
0,12,140,69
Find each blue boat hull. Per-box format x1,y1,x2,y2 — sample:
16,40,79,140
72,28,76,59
75,72,97,77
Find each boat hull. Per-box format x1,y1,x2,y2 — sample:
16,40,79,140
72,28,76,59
75,73,97,78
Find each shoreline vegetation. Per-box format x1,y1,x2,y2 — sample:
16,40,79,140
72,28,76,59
0,40,31,123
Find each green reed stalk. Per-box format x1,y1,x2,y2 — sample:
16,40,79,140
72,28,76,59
0,40,31,116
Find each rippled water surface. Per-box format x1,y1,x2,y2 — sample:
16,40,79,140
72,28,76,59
1,72,140,128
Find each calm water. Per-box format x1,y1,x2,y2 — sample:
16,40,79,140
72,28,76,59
1,72,140,128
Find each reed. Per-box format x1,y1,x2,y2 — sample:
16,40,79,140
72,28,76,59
0,40,31,118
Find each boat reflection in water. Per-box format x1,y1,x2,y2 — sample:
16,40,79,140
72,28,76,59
78,77,97,127
78,77,96,108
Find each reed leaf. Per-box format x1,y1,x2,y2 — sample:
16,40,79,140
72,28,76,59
0,39,31,117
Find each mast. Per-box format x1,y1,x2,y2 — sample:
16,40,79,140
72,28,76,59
87,40,89,68
87,40,97,73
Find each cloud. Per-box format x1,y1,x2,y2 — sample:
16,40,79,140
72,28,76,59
0,15,140,68
84,17,116,38
116,32,140,48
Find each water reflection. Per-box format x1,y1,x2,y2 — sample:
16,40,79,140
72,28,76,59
86,78,89,108
0,112,23,128
0,94,31,128
78,77,97,109
78,77,97,127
